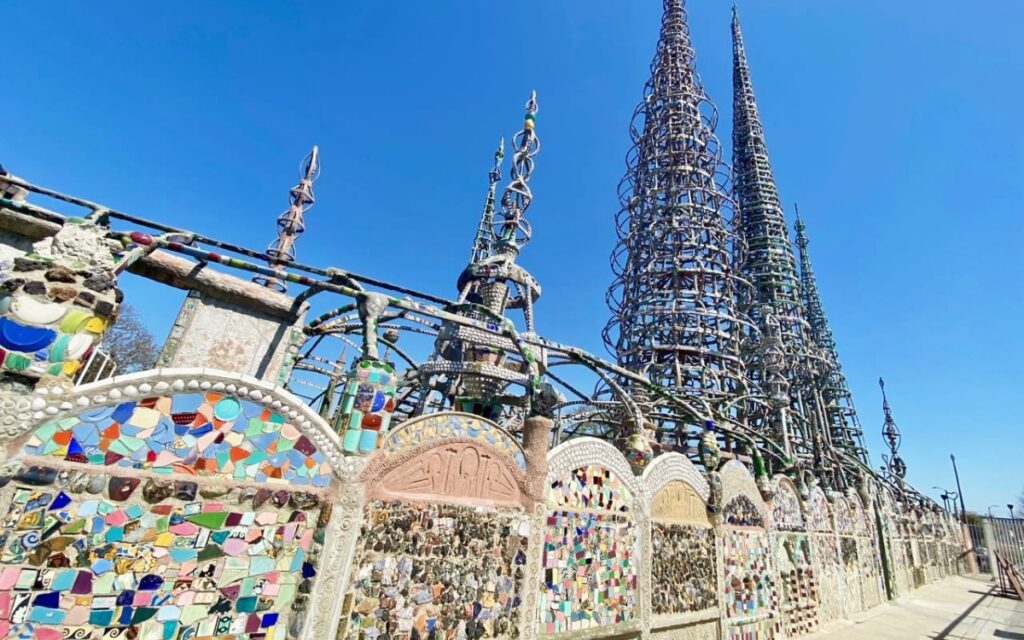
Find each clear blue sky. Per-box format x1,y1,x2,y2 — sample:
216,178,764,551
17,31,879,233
5,1,1022,514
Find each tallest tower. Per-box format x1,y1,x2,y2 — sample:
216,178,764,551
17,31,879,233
604,0,753,442
731,8,823,466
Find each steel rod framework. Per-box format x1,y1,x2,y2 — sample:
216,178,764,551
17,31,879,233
603,0,755,449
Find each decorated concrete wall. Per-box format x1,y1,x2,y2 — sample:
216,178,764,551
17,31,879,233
540,438,641,638
768,478,817,638
804,487,841,626
718,461,775,640
0,369,967,640
0,368,346,640
643,453,718,640
338,411,542,640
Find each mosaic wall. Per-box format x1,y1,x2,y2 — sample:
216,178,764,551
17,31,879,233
651,524,716,616
22,393,334,487
722,496,764,529
804,490,831,533
339,359,396,454
769,482,803,532
808,534,840,624
0,220,120,382
0,475,325,640
773,533,817,637
340,500,527,640
540,465,636,634
382,414,526,470
721,529,775,640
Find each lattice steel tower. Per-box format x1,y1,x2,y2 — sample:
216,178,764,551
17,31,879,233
794,211,869,463
731,8,823,465
604,0,753,432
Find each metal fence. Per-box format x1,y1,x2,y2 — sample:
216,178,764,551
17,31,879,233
967,516,1024,581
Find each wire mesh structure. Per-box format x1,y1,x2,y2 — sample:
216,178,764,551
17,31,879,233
794,210,869,463
731,8,836,475
603,0,754,446
253,145,320,293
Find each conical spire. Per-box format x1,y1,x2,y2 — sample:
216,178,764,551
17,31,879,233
604,0,753,425
732,7,821,465
468,138,504,265
794,209,868,462
254,146,320,293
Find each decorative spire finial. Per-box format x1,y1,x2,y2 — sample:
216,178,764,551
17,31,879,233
879,377,906,478
254,145,320,293
493,91,540,255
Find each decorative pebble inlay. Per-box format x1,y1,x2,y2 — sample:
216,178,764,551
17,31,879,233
341,500,527,639
651,523,716,616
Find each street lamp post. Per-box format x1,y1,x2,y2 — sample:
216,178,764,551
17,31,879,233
951,454,968,522
933,486,951,513
988,505,1000,519
1009,504,1016,522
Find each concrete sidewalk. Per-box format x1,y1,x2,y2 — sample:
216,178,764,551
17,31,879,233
805,575,1024,639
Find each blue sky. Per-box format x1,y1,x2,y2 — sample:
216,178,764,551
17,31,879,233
5,1,1022,514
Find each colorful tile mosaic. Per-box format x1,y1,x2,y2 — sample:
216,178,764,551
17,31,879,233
381,413,526,470
341,500,527,640
773,532,818,637
721,529,775,638
809,534,841,623
0,478,325,640
805,490,831,533
339,359,397,454
651,523,716,616
22,393,333,487
0,220,120,381
770,483,803,532
540,510,636,633
723,496,764,528
547,465,632,514
833,499,854,534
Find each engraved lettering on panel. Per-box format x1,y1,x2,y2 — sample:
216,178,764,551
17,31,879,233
377,443,521,505
652,481,710,526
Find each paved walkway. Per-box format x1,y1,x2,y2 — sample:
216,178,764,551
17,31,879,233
805,575,1024,639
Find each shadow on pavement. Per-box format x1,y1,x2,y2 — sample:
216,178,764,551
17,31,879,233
931,586,994,639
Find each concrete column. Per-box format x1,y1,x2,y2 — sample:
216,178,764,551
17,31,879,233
982,520,998,578
522,415,552,502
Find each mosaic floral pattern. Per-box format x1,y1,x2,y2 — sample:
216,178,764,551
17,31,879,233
23,393,333,487
342,500,527,640
547,465,632,514
770,483,803,532
382,413,526,470
340,359,396,454
723,495,764,528
0,480,324,640
773,533,818,637
651,524,716,616
540,510,636,633
721,529,775,639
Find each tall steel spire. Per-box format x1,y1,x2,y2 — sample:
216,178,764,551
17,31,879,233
731,7,823,467
879,377,907,479
254,146,320,293
468,138,504,265
794,209,868,463
604,0,753,438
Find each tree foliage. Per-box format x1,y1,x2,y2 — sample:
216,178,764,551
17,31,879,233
98,304,159,376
